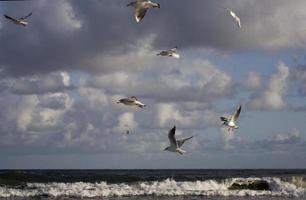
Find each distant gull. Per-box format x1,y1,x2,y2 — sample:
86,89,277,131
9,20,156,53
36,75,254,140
220,105,242,132
4,12,32,27
127,0,160,23
157,47,180,59
117,96,146,108
164,125,193,155
225,8,241,28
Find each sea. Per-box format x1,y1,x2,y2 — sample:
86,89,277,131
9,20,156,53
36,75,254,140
0,169,305,200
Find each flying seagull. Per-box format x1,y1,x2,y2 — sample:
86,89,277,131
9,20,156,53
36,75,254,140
127,0,160,23
117,96,146,108
164,126,193,155
225,8,241,28
4,12,32,26
157,47,180,59
220,105,242,132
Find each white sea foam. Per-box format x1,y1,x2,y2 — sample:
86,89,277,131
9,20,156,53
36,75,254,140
0,177,304,198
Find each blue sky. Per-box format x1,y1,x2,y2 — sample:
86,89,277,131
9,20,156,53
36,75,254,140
0,0,305,169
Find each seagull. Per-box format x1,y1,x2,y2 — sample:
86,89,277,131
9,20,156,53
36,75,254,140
157,47,180,59
220,105,242,132
117,96,146,108
4,12,32,27
127,0,160,23
225,8,241,28
164,126,193,155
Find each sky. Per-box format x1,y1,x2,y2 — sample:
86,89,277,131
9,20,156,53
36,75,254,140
0,0,306,169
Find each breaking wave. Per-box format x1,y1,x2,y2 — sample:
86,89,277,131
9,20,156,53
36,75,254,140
0,177,305,198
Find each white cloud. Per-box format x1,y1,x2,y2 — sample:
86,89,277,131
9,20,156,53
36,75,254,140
273,128,301,144
15,95,39,131
250,61,290,110
113,112,138,134
155,103,218,128
43,0,82,33
245,72,261,90
11,72,73,95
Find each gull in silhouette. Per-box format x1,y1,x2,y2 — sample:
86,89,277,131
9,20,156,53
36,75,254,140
225,8,241,28
4,12,32,27
117,96,146,108
127,0,160,23
157,47,180,59
164,126,193,155
220,105,242,132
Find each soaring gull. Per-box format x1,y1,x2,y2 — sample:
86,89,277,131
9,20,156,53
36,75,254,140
117,96,146,108
225,8,241,28
220,105,242,132
127,0,160,23
164,126,193,155
4,12,32,27
157,47,180,59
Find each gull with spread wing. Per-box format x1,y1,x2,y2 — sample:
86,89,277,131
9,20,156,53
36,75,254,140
220,105,242,132
4,12,32,27
164,126,193,155
157,47,180,59
117,96,146,108
127,0,160,23
225,8,241,28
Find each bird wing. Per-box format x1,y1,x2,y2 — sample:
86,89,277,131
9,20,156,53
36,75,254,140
169,47,177,53
235,16,241,28
231,105,241,122
19,12,32,20
220,117,229,122
127,1,137,7
135,7,148,23
229,10,241,28
130,96,138,101
168,126,178,147
177,136,193,147
122,98,134,104
4,15,19,23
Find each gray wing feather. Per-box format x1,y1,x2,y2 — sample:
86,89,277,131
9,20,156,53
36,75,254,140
168,126,177,147
232,105,242,122
220,117,229,122
177,136,193,147
135,7,148,22
19,12,32,20
169,47,177,53
4,15,19,23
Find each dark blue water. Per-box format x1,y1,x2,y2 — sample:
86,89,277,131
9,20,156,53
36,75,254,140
0,169,305,199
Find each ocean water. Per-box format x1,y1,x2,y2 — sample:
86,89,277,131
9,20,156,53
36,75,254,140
0,169,305,200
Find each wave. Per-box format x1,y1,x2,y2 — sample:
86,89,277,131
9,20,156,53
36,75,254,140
0,177,305,198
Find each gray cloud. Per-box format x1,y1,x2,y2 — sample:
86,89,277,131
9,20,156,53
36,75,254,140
0,0,305,168
1,0,306,77
249,61,290,110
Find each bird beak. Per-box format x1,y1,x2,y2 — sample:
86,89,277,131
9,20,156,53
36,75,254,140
157,3,161,8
